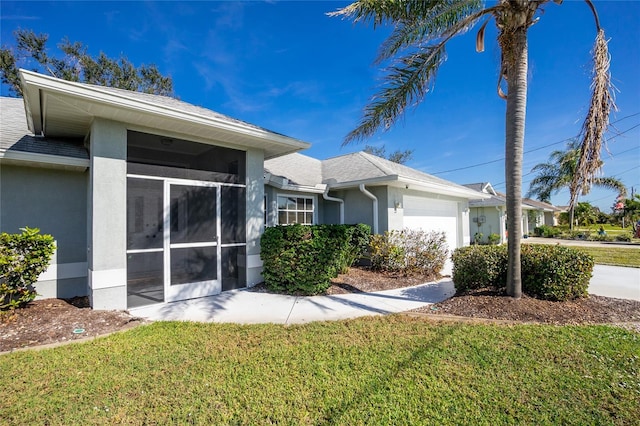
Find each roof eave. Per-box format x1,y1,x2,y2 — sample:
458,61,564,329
19,70,310,158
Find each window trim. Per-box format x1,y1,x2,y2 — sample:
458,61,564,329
275,193,317,225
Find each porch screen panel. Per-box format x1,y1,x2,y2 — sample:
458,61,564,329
170,185,217,244
221,186,246,244
127,179,163,250
127,252,164,308
127,131,246,184
170,246,217,285
222,246,246,291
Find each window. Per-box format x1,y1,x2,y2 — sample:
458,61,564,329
277,195,314,225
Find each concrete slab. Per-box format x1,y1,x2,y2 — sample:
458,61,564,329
130,279,456,325
589,265,640,301
129,264,639,325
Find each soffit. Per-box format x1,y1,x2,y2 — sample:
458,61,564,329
20,70,310,158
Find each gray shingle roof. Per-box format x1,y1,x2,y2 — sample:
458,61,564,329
264,152,322,186
267,151,478,194
0,97,88,159
95,85,287,137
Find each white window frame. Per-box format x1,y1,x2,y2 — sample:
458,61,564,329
276,193,317,225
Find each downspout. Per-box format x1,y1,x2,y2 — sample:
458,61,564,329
323,186,344,224
359,184,378,234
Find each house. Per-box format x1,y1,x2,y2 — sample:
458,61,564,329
1,70,308,310
2,70,486,310
265,152,488,274
464,182,560,243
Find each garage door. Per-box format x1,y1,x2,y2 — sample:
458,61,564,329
402,196,458,275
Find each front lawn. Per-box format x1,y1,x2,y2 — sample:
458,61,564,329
575,246,640,268
2,317,638,424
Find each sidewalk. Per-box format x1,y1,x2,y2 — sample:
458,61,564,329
130,265,639,324
129,279,456,325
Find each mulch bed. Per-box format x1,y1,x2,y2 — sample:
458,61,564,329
2,267,638,352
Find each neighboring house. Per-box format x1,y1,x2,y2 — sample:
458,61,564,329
464,182,560,243
1,70,309,310
265,152,489,274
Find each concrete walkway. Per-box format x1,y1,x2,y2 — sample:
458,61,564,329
130,279,456,325
130,265,639,324
589,265,640,301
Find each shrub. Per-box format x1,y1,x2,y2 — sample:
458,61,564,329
260,224,368,295
370,229,448,276
451,245,507,292
0,227,56,310
520,245,593,301
587,234,613,242
615,232,632,242
342,223,371,271
487,233,501,245
534,225,561,238
473,232,484,244
451,244,593,301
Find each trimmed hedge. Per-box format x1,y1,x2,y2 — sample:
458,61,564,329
452,244,594,301
370,229,448,276
260,224,370,295
0,227,56,310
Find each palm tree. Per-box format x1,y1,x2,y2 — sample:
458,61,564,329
330,0,614,299
528,140,626,229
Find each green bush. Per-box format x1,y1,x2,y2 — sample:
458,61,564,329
533,225,561,238
342,223,372,272
0,227,56,310
260,224,369,295
521,245,593,301
487,233,501,245
370,229,448,275
614,232,633,242
451,244,594,301
451,245,507,292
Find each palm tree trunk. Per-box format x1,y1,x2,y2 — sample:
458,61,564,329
504,27,529,299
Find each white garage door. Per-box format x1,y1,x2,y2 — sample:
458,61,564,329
402,196,459,275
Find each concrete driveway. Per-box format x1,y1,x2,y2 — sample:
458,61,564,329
589,265,640,301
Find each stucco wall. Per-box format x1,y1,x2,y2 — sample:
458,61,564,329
246,149,265,286
469,206,503,243
88,118,128,310
0,163,88,299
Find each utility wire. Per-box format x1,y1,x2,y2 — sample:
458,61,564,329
430,113,640,175
490,136,640,189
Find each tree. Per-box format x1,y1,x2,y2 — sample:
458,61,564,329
527,139,626,229
330,0,614,299
363,144,414,164
574,202,597,226
0,29,173,97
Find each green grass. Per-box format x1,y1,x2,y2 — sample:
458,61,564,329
2,317,638,425
575,246,640,268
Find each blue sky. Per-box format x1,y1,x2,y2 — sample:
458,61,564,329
2,1,638,211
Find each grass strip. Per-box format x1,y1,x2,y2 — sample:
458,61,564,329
575,246,640,268
1,316,638,425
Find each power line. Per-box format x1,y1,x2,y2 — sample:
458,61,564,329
430,114,640,176
490,140,640,189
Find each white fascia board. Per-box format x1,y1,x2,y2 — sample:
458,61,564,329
0,149,89,170
266,177,326,194
325,175,398,190
19,69,311,151
327,175,491,200
397,176,492,200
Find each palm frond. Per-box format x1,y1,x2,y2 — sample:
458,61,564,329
375,1,485,64
341,3,498,144
592,177,627,197
569,28,617,210
344,45,446,144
